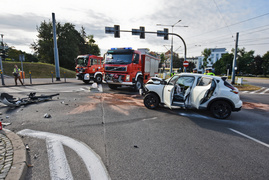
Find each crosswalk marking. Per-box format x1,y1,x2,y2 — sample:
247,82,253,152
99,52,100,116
241,87,269,94
250,87,265,94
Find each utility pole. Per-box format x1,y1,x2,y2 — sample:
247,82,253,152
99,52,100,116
52,13,61,81
231,32,239,84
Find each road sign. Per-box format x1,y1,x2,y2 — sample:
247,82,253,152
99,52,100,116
183,61,189,67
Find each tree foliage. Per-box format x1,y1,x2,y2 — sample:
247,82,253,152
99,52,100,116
201,48,211,68
5,47,38,62
32,21,100,70
262,51,269,76
236,48,255,75
213,53,233,75
213,48,269,76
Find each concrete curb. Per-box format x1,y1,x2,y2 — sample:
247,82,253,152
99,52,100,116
4,129,27,180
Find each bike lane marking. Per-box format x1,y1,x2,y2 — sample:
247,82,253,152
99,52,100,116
17,129,111,180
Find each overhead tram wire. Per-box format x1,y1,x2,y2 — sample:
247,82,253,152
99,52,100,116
187,12,269,39
212,0,233,37
188,25,269,50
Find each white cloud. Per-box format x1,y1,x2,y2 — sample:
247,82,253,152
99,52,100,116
1,0,269,56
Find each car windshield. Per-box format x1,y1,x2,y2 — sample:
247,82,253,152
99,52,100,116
76,57,88,66
105,53,133,65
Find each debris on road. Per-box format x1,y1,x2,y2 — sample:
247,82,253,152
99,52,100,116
44,113,52,118
0,92,60,107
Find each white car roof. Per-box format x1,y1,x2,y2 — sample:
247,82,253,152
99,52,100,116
175,73,222,80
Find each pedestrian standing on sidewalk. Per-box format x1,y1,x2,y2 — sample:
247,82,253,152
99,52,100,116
13,64,23,85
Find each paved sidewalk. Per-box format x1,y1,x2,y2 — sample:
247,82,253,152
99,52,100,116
0,129,26,180
0,76,78,87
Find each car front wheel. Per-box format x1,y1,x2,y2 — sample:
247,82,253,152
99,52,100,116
144,93,159,109
210,100,232,119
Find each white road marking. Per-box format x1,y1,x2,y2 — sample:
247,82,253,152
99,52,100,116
250,87,265,94
47,139,73,180
178,112,220,120
17,129,111,180
228,128,269,148
260,88,269,94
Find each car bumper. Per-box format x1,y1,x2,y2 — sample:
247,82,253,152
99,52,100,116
233,100,242,111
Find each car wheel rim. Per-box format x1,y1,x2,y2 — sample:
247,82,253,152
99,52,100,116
213,103,229,118
146,96,156,108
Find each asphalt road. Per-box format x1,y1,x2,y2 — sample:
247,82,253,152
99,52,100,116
1,82,269,180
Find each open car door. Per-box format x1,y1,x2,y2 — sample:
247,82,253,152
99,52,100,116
163,85,175,109
191,77,214,109
163,75,179,109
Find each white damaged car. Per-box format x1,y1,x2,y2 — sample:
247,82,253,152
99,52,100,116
141,73,242,119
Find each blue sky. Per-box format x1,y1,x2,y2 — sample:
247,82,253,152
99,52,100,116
1,0,269,57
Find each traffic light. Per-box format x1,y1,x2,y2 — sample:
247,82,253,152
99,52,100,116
140,26,145,39
164,28,169,40
114,25,120,38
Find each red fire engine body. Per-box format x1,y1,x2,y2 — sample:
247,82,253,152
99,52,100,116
104,48,160,90
75,54,103,84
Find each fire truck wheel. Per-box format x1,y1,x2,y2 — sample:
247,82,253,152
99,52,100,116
95,75,103,84
83,80,90,84
144,93,159,109
134,78,143,91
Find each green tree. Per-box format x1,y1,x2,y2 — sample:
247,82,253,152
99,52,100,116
213,53,233,75
235,48,255,75
7,47,38,62
201,48,211,69
32,20,54,64
250,55,263,75
262,51,269,76
32,21,100,70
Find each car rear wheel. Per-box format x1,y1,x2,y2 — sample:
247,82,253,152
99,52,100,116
144,93,159,109
210,100,232,119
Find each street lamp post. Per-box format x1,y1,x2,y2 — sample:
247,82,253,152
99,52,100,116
157,20,188,74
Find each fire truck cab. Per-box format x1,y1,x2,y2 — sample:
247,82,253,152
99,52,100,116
104,48,160,91
75,54,103,84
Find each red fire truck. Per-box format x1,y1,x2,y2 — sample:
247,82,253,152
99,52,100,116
103,48,160,91
75,54,103,84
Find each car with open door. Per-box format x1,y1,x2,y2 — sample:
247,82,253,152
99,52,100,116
141,73,242,119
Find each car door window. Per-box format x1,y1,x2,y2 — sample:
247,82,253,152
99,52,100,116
197,77,212,86
167,75,179,85
173,76,195,102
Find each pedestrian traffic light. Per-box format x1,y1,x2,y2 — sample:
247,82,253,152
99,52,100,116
164,28,169,40
114,25,120,38
140,26,145,39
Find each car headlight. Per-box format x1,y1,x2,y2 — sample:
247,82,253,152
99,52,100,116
126,75,130,81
